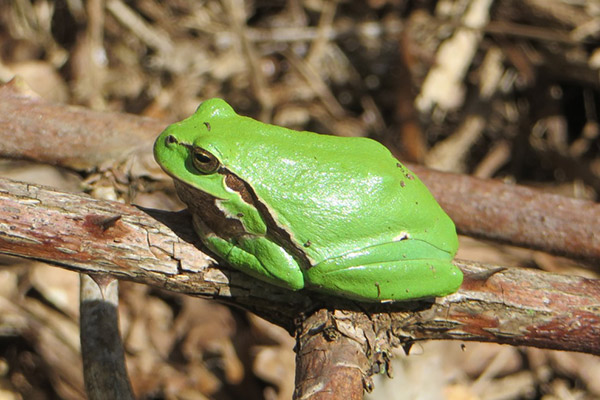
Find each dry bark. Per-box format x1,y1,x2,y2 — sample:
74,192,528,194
0,78,163,172
0,178,598,383
412,166,600,263
2,177,599,399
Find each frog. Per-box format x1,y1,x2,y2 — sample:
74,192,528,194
154,98,462,302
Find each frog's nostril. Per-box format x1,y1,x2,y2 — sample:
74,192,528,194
165,135,177,145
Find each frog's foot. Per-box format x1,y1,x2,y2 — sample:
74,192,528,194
305,240,462,302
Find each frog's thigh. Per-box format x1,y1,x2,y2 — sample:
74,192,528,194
306,240,462,301
306,259,461,301
203,234,305,291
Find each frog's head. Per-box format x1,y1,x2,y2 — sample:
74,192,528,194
153,98,240,197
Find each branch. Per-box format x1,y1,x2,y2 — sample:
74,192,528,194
1,80,598,264
0,78,163,171
79,275,134,400
1,177,598,356
411,165,600,263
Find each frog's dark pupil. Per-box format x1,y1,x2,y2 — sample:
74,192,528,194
194,152,211,164
192,148,219,173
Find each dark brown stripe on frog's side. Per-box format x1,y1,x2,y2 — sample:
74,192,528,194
173,180,248,239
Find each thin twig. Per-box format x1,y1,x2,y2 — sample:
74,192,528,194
80,275,134,400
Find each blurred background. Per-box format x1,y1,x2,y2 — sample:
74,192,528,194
0,0,599,399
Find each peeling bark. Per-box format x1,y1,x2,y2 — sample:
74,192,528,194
0,177,597,357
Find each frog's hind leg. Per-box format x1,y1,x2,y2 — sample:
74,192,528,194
305,240,462,302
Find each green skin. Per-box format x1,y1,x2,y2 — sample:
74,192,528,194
154,99,462,302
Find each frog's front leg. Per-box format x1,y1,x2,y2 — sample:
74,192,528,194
305,240,462,302
193,217,305,290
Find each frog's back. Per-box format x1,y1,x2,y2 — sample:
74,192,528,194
187,100,456,265
206,116,455,265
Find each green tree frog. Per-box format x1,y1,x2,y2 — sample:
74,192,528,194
154,99,462,302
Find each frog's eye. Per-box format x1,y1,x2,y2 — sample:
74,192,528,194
191,147,220,174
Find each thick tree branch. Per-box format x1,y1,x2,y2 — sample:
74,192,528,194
0,177,598,357
1,80,599,264
412,166,600,264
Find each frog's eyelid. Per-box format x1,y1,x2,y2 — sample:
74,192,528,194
182,142,224,163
